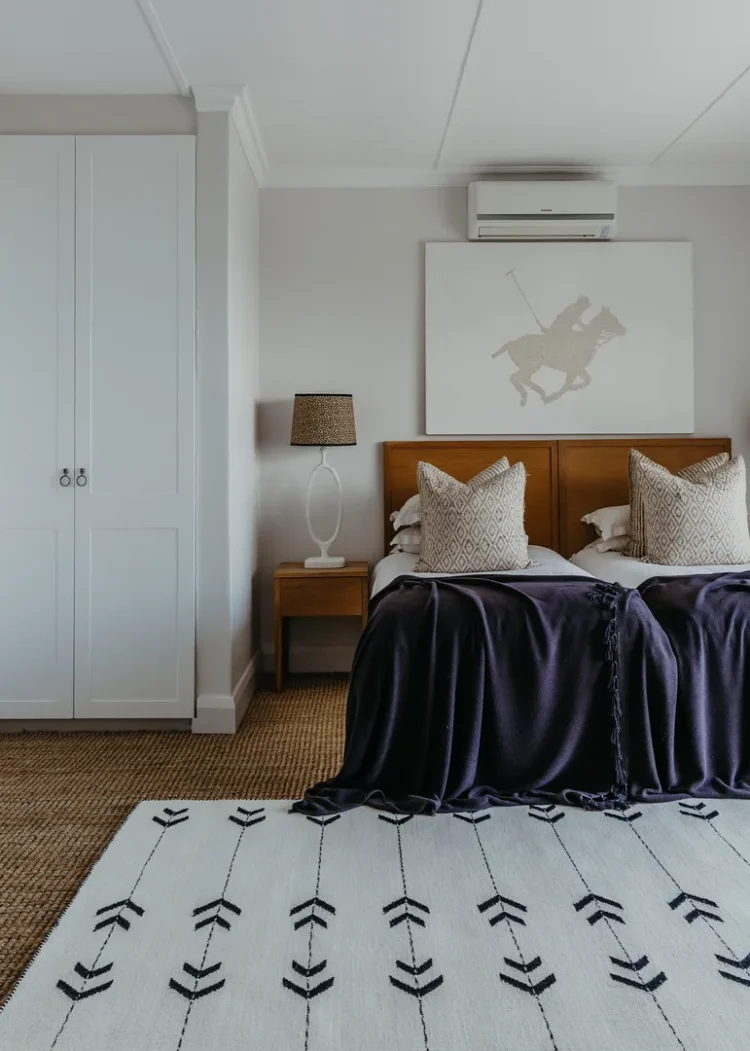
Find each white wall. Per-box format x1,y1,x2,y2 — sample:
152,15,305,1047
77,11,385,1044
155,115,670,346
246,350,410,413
194,109,260,729
228,122,260,690
195,112,232,703
0,95,195,134
259,185,750,666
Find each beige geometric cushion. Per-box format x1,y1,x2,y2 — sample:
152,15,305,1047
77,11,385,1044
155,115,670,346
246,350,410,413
626,449,729,558
635,453,750,565
414,458,532,573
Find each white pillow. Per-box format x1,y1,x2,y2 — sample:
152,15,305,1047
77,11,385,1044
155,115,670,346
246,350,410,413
581,504,630,540
389,527,422,555
594,535,630,553
390,494,420,531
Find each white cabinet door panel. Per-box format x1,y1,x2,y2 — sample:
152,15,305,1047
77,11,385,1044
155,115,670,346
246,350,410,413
74,137,195,719
0,137,75,718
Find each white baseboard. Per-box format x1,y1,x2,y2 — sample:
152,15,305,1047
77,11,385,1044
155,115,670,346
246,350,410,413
192,654,257,734
261,644,356,675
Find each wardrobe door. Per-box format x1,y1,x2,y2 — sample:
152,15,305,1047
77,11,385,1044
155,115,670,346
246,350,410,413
74,137,195,719
0,138,75,719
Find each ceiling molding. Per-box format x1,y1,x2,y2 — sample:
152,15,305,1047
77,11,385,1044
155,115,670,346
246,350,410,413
193,85,268,186
192,85,243,112
263,163,750,190
266,166,475,189
650,59,750,167
433,0,485,170
232,87,269,186
133,0,189,96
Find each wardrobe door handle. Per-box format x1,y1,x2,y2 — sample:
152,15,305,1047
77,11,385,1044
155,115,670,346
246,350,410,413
76,468,88,487
59,469,71,487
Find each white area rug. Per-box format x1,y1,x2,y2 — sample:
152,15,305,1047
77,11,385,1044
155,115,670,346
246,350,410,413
2,799,750,1050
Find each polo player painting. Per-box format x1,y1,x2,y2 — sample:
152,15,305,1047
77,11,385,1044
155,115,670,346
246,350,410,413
492,273,626,406
425,242,693,434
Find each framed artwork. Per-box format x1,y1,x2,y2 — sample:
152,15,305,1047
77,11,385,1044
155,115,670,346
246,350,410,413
425,241,693,434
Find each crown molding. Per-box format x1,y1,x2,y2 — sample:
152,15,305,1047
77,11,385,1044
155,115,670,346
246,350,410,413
266,166,476,189
263,162,750,189
133,0,189,96
192,85,268,186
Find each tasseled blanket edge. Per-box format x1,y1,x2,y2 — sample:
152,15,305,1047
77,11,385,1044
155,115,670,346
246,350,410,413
581,582,629,811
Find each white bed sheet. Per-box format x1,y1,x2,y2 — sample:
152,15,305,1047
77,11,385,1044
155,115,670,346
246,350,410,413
371,546,591,596
570,544,750,587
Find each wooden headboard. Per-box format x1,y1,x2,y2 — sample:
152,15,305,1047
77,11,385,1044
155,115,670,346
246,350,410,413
382,437,732,559
558,437,732,556
383,441,558,554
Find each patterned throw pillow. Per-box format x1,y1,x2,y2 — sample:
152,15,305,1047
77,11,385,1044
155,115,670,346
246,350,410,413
635,454,750,565
626,450,729,558
414,458,532,573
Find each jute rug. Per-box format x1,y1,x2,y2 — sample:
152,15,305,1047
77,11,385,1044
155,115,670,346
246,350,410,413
1,798,749,1050
0,677,347,1007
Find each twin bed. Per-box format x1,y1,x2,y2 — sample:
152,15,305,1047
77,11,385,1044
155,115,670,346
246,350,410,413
295,437,750,815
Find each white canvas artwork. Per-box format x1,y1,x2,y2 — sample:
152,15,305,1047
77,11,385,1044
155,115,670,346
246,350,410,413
425,242,694,435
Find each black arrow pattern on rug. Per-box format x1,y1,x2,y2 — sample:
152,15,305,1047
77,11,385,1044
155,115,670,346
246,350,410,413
679,802,720,822
454,812,559,1051
533,808,686,1051
170,961,225,1000
192,896,242,931
282,811,338,1051
228,805,267,828
379,813,442,1051
610,956,667,992
153,806,190,828
528,804,565,825
383,895,430,929
49,806,190,1050
290,896,336,931
668,892,723,925
478,893,527,927
56,962,113,1001
682,802,750,886
605,807,643,823
173,805,266,1051
93,898,144,933
574,893,626,927
716,952,750,987
603,804,750,992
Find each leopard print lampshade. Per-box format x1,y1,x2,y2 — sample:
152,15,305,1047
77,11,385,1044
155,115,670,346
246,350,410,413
290,394,357,447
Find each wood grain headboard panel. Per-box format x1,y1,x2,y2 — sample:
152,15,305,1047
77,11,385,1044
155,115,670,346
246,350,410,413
558,437,732,557
383,441,558,555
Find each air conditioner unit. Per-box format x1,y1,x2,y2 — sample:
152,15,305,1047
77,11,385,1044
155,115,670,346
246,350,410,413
468,181,616,240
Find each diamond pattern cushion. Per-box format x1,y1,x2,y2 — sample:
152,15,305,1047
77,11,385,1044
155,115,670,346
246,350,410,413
635,453,750,565
414,458,532,573
626,450,729,558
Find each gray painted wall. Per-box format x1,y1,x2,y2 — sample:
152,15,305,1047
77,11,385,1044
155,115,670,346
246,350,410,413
259,185,750,666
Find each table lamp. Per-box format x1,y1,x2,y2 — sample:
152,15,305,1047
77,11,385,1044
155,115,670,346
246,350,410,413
290,393,357,568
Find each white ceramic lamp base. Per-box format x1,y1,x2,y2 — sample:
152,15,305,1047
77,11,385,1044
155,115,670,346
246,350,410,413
304,447,346,569
304,554,346,569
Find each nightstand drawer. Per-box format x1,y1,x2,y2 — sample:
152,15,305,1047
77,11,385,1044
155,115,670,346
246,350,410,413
279,576,364,618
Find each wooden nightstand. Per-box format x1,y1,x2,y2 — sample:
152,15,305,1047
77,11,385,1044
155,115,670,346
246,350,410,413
273,562,370,692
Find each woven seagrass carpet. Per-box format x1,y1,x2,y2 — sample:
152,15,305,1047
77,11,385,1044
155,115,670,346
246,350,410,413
2,798,750,1050
0,677,347,1008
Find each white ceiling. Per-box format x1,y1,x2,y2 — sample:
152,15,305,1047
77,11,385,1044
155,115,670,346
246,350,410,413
4,0,750,186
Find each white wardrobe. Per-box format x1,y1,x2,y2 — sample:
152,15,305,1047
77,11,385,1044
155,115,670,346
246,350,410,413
0,135,195,721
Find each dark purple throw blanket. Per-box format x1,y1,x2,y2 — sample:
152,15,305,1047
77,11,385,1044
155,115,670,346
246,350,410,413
293,574,677,815
632,572,750,800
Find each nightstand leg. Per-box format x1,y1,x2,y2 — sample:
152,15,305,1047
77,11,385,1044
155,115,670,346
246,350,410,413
274,576,284,692
274,616,283,693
